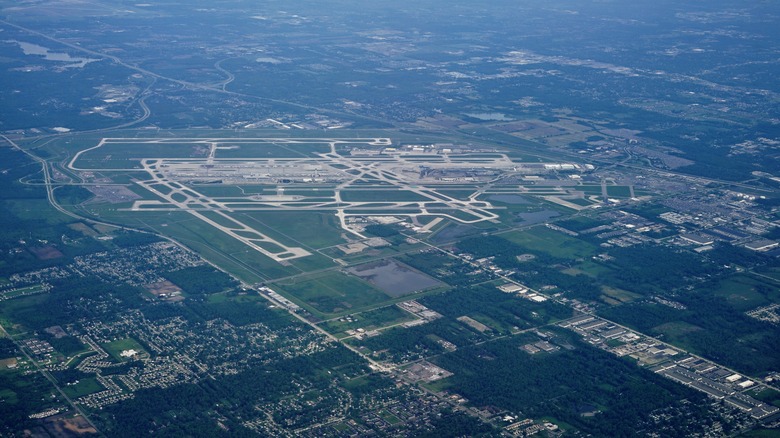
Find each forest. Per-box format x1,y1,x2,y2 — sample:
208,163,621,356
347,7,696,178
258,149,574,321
431,331,732,437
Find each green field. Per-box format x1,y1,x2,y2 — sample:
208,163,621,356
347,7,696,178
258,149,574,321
501,226,597,260
62,377,104,398
318,305,416,338
102,338,148,362
274,271,391,316
95,209,298,282
600,286,642,304
0,388,18,404
215,142,329,158
340,189,430,203
74,142,208,169
0,295,49,335
0,284,47,300
238,211,346,250
651,321,704,344
607,186,633,198
710,274,777,311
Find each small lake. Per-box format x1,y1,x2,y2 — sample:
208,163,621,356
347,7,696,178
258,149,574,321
464,112,513,121
348,260,442,297
11,40,99,68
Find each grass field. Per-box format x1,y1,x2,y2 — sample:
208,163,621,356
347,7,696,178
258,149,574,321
62,377,103,398
501,226,597,260
215,142,329,158
600,286,642,304
709,274,776,312
0,284,48,300
239,211,346,250
274,271,390,316
132,211,298,281
74,142,207,169
0,294,48,335
651,321,703,345
0,388,18,404
4,199,73,226
379,409,402,425
340,189,429,203
607,186,633,198
318,305,416,338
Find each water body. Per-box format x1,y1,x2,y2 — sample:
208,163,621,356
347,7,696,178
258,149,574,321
11,41,99,68
515,210,560,224
464,112,512,121
488,194,533,205
348,260,442,298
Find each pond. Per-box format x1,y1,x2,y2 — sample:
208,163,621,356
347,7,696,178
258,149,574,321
348,260,443,298
12,41,99,68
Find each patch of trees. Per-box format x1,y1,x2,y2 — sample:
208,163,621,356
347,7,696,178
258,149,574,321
399,252,491,286
357,316,494,363
342,374,394,398
44,335,85,356
432,332,716,437
420,284,572,331
529,269,603,301
5,276,143,331
187,297,291,330
646,124,760,181
100,383,244,438
111,231,163,248
556,217,607,232
457,235,604,301
674,291,780,374
140,302,202,323
0,338,17,358
99,361,143,376
599,291,780,374
604,245,719,294
99,346,367,436
706,242,770,268
415,409,496,437
756,197,780,208
163,266,238,295
364,224,399,237
53,185,94,205
598,302,683,334
0,369,61,435
764,227,780,240
0,149,47,200
52,368,91,385
457,235,560,270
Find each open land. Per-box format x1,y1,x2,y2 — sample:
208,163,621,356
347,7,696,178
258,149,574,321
1,0,780,436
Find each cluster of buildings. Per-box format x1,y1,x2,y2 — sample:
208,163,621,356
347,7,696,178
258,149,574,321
497,282,549,303
559,315,779,422
258,285,301,311
62,307,333,409
657,190,780,254
6,242,205,294
396,300,443,326
19,338,54,359
654,360,777,420
503,418,560,437
746,303,780,325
